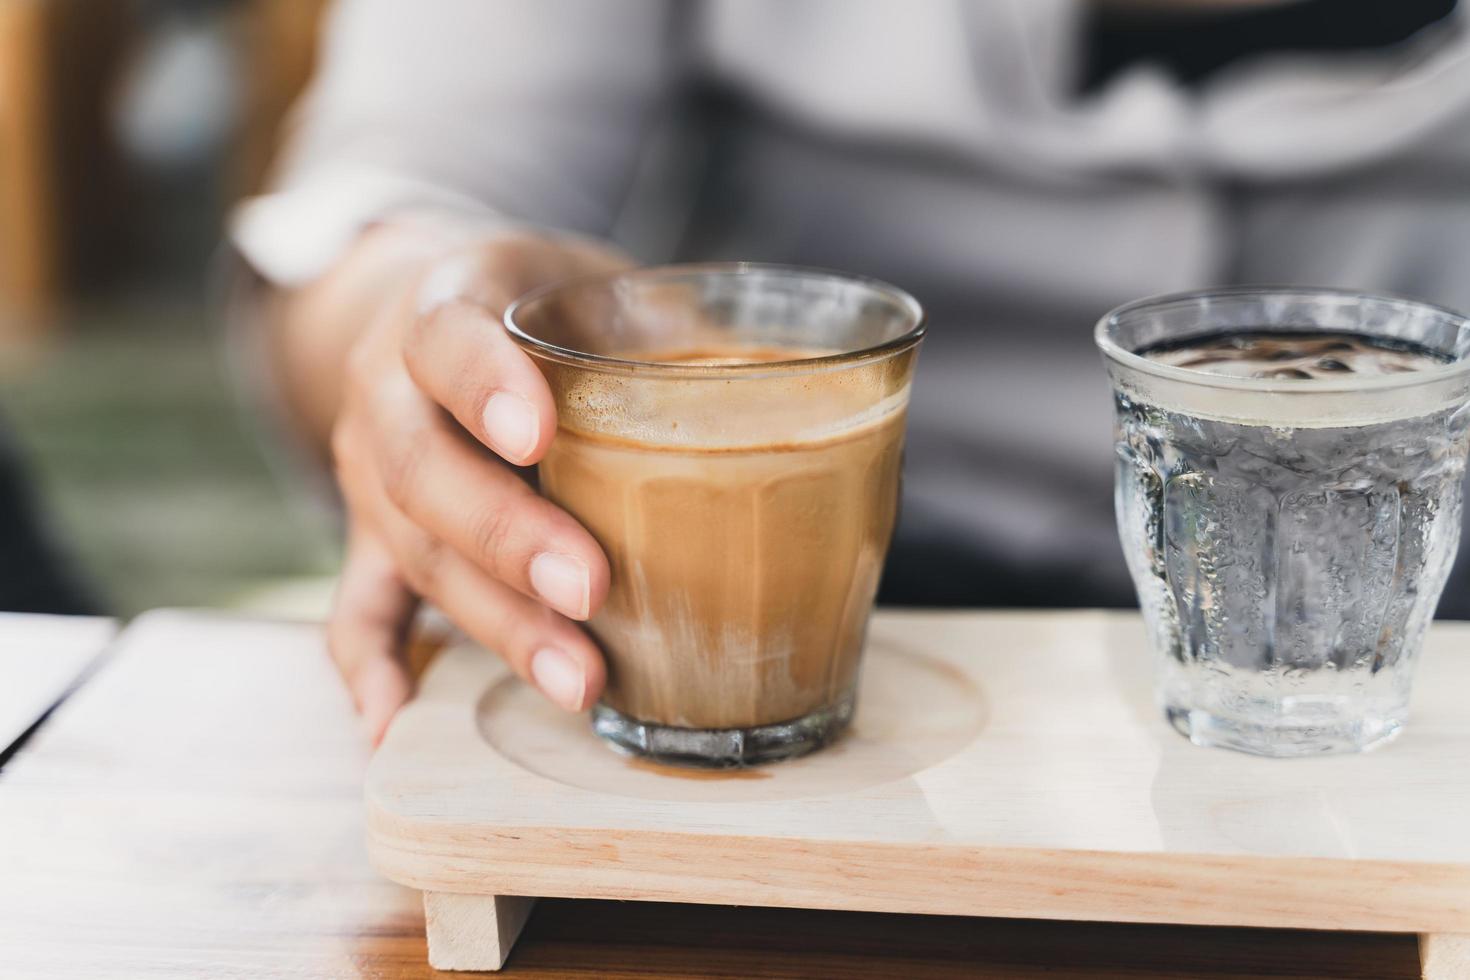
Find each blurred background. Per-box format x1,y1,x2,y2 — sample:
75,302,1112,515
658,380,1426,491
6,0,1470,622
0,0,333,617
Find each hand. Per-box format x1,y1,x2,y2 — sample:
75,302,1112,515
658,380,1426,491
324,227,629,743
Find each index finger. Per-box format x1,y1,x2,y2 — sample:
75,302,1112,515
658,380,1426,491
405,299,557,466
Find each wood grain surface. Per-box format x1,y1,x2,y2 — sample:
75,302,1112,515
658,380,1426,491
0,612,114,756
1421,932,1470,979
0,610,1427,977
369,610,1470,936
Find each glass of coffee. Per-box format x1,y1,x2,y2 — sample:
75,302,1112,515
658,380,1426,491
505,264,924,766
1097,288,1470,756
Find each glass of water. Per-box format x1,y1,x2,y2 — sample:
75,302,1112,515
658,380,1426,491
1096,288,1470,756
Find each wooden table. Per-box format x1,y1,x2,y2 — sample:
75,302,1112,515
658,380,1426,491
0,610,1431,978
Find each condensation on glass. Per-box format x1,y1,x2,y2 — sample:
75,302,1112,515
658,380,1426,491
1097,288,1470,756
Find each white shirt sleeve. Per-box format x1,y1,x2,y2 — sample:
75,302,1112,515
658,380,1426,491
229,0,676,286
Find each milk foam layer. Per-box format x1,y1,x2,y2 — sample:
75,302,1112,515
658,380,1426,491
633,346,838,366
557,345,910,450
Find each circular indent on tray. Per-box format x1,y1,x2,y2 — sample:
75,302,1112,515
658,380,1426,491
476,640,987,802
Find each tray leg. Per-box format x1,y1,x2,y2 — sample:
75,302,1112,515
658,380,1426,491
1420,932,1470,979
424,892,536,971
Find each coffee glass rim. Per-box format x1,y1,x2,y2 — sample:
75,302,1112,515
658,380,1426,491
1095,285,1470,395
503,261,926,377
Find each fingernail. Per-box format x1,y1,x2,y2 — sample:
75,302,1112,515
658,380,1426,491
530,552,590,619
482,391,538,463
530,647,586,711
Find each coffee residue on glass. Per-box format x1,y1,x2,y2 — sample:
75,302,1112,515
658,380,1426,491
538,340,905,732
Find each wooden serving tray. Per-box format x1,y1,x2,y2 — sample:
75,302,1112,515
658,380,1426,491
366,610,1470,976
